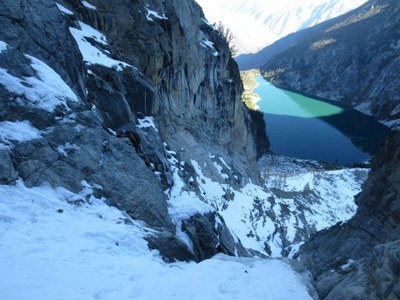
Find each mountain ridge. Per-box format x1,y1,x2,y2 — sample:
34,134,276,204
197,0,366,55
260,0,400,126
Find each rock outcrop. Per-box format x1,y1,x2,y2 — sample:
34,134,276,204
69,0,259,177
0,0,260,261
261,0,400,127
298,129,400,299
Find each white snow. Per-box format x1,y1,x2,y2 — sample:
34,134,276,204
146,8,168,21
200,39,219,56
0,121,41,149
340,259,355,271
56,3,74,15
0,54,78,112
196,0,367,55
166,149,215,251
209,154,230,180
185,154,367,257
137,116,158,132
219,157,232,171
69,21,132,71
201,18,215,29
0,40,8,53
0,179,312,299
81,0,96,10
301,169,366,232
213,161,229,180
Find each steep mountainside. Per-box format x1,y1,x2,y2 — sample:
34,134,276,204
298,129,400,299
236,29,312,70
0,0,262,261
0,0,369,262
261,0,400,127
197,0,366,55
2,1,399,298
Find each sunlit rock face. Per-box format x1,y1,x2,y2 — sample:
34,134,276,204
71,0,260,178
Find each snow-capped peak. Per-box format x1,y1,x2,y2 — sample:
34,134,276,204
196,0,367,55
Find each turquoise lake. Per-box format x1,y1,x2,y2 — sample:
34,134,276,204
254,76,390,165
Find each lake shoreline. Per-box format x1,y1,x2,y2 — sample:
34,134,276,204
261,76,355,111
240,69,262,110
260,75,393,128
252,75,389,165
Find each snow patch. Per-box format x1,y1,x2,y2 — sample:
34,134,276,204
302,169,365,232
146,8,168,21
219,157,232,171
69,21,133,71
166,151,214,251
200,39,219,56
188,154,367,257
56,3,74,15
213,161,229,180
0,40,8,53
340,259,356,271
201,18,215,29
0,55,78,112
0,121,41,149
81,0,96,10
137,116,158,132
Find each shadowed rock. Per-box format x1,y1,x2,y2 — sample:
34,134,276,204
299,130,400,299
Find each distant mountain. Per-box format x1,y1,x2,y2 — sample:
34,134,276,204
196,0,366,56
261,0,400,127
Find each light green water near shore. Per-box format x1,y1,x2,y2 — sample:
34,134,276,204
255,76,343,118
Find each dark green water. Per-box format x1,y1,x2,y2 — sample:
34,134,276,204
254,76,390,165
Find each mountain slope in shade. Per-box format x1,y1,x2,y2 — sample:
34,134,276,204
299,129,400,299
196,0,366,55
261,0,400,127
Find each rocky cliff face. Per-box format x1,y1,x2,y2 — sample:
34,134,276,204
261,0,400,127
298,129,400,299
72,0,258,176
0,0,261,262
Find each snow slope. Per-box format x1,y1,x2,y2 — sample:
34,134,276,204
0,180,312,300
0,52,78,112
187,154,368,257
196,0,367,54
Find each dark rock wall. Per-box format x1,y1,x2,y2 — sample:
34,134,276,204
261,0,400,126
299,129,400,299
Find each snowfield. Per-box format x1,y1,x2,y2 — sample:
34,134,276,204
0,180,312,300
185,153,368,257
